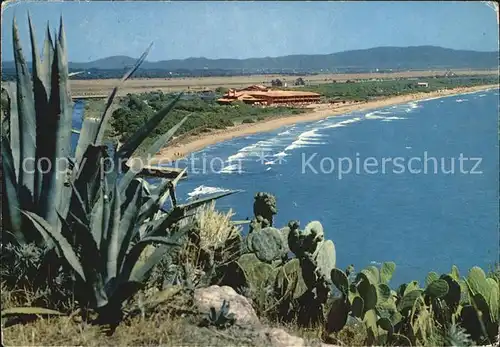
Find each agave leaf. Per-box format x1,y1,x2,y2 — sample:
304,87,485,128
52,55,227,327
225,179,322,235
116,180,143,273
116,94,184,160
105,183,123,283
28,14,51,205
74,117,100,167
1,135,22,239
88,179,105,247
59,212,108,308
41,22,54,93
178,190,242,212
12,18,36,198
128,244,170,283
124,235,184,283
118,114,189,193
94,43,153,144
1,86,12,140
38,37,72,227
3,83,20,178
165,167,188,209
1,307,64,317
58,15,66,49
22,211,86,281
68,181,89,223
137,179,170,222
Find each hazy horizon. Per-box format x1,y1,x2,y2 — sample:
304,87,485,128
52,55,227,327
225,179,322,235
1,1,499,62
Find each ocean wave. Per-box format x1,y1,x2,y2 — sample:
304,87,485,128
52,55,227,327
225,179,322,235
325,117,362,128
274,151,288,158
220,164,244,174
404,102,420,113
187,185,233,199
365,111,386,120
227,138,282,162
455,98,468,103
278,130,291,136
381,116,407,121
284,129,327,151
478,94,487,97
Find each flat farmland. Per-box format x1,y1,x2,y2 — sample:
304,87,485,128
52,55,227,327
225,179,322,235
69,69,498,98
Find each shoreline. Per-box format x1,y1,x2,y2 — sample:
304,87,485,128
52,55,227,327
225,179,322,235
152,84,498,164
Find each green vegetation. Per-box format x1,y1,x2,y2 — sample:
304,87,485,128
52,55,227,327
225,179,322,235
2,17,499,347
108,92,306,153
1,16,236,331
295,76,498,102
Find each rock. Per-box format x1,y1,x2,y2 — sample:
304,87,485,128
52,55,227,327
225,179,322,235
194,285,260,327
260,327,340,347
262,328,307,347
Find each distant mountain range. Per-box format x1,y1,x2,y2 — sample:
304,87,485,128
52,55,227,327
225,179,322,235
2,46,498,76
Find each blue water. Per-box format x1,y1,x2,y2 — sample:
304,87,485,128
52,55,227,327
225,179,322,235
71,91,499,285
71,100,85,155
170,89,499,285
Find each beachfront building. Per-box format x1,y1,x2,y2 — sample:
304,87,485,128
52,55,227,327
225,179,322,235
217,85,321,105
416,82,429,88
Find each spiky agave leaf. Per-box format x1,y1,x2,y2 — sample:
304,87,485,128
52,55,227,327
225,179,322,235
28,15,55,207
116,93,184,159
1,134,22,240
1,307,64,317
21,211,84,281
118,107,189,193
37,28,73,228
12,17,36,200
41,22,54,92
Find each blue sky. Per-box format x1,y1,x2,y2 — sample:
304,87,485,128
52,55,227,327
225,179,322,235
2,1,498,62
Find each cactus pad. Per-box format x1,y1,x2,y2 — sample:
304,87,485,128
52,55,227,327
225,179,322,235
247,227,285,263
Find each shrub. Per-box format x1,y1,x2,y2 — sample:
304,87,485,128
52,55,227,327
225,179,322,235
242,118,255,124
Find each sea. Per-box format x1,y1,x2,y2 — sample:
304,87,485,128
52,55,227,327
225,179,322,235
72,88,499,285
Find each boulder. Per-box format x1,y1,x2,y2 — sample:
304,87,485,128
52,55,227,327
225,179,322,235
194,285,260,327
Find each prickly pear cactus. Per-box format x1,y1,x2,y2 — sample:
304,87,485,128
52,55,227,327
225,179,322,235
274,258,307,300
246,227,286,263
249,215,270,233
236,253,274,292
466,266,499,323
425,278,449,298
288,220,325,257
253,192,277,226
314,239,336,283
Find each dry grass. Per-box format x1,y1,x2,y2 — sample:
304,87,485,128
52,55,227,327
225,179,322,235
196,202,241,251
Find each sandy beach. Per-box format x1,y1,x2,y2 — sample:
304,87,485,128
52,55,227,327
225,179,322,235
152,84,498,164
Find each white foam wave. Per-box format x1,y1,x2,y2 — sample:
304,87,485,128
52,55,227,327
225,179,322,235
284,129,327,151
478,94,487,97
383,116,406,120
220,164,243,174
273,151,288,158
227,138,282,162
325,117,362,128
365,111,386,120
456,98,468,103
278,130,291,136
188,185,232,199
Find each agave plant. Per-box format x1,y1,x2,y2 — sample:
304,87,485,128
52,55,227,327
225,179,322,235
1,15,182,244
1,15,239,325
